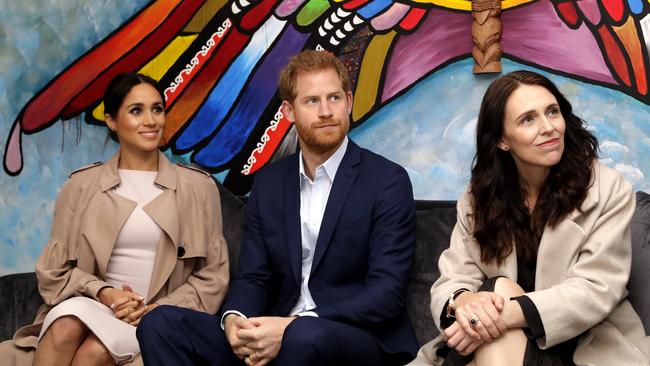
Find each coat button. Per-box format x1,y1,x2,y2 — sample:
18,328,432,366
177,246,185,257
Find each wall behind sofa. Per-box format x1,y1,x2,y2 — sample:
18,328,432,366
1,0,649,275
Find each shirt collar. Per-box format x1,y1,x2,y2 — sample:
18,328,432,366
299,136,348,183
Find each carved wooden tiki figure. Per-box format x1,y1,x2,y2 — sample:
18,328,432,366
472,0,502,73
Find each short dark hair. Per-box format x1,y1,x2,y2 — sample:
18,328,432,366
278,50,351,102
470,70,599,264
103,73,165,140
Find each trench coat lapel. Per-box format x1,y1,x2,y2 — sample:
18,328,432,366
143,153,179,301
535,165,599,289
84,154,136,276
284,155,302,285
311,142,359,273
85,194,136,276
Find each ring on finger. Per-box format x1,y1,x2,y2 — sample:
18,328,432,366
470,315,479,326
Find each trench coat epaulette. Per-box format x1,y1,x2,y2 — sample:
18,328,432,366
68,161,102,177
176,162,211,178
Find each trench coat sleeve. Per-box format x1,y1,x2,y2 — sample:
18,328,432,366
526,171,635,348
154,177,229,314
35,177,112,305
429,191,486,332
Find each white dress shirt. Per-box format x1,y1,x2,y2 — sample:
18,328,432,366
220,137,349,328
290,137,348,316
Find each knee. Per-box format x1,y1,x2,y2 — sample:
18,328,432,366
73,335,112,366
494,277,525,299
136,305,181,343
281,317,329,354
46,316,87,348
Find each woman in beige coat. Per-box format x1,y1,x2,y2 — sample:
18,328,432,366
410,71,649,366
0,73,229,365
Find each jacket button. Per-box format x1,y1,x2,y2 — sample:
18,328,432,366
177,246,185,257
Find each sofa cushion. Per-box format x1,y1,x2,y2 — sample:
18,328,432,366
216,181,247,277
406,201,457,346
0,272,42,341
629,191,650,332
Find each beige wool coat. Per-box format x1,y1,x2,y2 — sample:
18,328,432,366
0,151,229,365
409,163,650,366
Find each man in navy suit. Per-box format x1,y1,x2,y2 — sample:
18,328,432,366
137,50,418,365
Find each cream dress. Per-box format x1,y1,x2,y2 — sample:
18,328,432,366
39,170,162,364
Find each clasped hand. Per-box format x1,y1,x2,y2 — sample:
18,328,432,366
224,315,296,366
98,284,158,326
442,291,507,355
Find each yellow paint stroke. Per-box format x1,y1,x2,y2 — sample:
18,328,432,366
408,0,534,11
93,34,198,120
184,0,229,33
352,31,396,122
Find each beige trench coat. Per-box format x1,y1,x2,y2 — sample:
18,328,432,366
410,163,650,366
0,151,229,365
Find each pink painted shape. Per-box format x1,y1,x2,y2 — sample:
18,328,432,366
383,9,472,101
502,1,615,84
275,0,307,18
576,0,602,25
371,3,410,31
5,122,22,174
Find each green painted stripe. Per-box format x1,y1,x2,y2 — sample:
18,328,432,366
296,0,331,27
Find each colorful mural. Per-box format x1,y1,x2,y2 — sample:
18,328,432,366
1,0,649,275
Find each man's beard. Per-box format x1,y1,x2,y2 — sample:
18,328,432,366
296,117,349,154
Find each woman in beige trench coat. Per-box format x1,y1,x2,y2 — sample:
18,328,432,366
0,73,229,365
409,71,649,366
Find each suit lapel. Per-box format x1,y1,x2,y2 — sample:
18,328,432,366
284,155,302,284
311,142,360,273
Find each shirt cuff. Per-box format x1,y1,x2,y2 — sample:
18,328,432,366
439,304,454,329
220,310,248,330
512,295,545,339
296,311,319,317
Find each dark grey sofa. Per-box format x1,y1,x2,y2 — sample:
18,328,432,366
1,187,649,346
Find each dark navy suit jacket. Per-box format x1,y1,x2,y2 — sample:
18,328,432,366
223,140,418,359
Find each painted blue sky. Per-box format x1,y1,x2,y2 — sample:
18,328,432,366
351,58,650,199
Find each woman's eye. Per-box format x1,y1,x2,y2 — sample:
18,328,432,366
153,106,164,113
521,116,534,124
129,108,141,115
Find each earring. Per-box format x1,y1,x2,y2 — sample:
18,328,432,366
503,146,509,151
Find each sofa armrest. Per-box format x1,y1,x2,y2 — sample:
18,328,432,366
407,201,457,345
629,191,650,333
0,272,42,341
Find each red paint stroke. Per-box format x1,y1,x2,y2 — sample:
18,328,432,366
164,28,251,142
164,20,232,106
243,107,291,175
601,0,625,23
343,0,369,11
399,7,426,31
19,0,203,133
241,0,280,30
598,24,632,87
556,2,580,27
61,0,206,119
